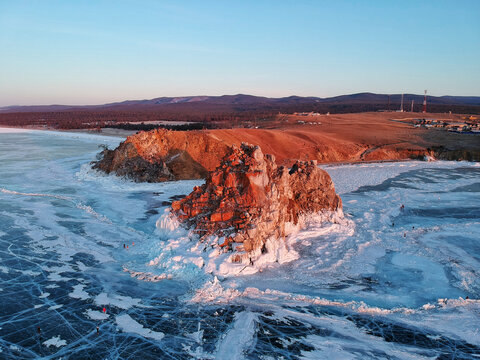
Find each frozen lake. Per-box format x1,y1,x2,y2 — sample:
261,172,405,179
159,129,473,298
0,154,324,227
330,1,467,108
0,129,479,359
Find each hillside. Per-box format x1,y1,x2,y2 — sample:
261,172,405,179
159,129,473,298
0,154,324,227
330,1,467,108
2,93,480,114
2,93,479,130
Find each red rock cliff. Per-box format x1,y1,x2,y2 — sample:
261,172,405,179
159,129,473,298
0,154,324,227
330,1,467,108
93,128,229,182
171,143,342,262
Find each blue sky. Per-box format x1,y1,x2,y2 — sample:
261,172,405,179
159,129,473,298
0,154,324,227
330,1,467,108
0,0,479,106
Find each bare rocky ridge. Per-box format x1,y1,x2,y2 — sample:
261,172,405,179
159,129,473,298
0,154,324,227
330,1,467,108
171,143,342,262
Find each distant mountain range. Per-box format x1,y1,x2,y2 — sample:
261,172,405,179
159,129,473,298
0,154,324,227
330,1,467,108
2,93,480,113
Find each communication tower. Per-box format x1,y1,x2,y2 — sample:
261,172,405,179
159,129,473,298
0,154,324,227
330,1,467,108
423,90,427,113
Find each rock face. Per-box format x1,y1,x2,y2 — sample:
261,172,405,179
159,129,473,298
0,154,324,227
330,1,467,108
171,143,342,262
93,128,229,182
429,146,480,162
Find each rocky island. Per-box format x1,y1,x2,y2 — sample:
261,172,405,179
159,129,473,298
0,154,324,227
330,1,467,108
93,129,344,271
170,143,342,265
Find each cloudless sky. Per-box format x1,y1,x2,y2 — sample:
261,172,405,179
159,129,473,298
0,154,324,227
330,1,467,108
0,0,479,106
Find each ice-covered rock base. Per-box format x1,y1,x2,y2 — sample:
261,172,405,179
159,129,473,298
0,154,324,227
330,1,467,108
154,209,349,277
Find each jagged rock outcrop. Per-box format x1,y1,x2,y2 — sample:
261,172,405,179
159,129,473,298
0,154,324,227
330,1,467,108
428,146,480,162
93,128,230,182
171,143,342,262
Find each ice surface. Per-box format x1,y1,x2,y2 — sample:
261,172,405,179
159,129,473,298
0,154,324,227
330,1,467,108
116,314,164,340
94,292,148,310
43,335,67,348
84,309,109,320
69,284,89,300
321,160,475,194
1,131,479,358
215,311,258,359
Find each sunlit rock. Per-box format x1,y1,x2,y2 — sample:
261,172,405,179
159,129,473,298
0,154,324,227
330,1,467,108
92,128,229,182
171,143,342,263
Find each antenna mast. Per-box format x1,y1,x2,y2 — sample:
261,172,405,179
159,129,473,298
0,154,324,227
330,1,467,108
400,93,404,112
423,90,427,113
